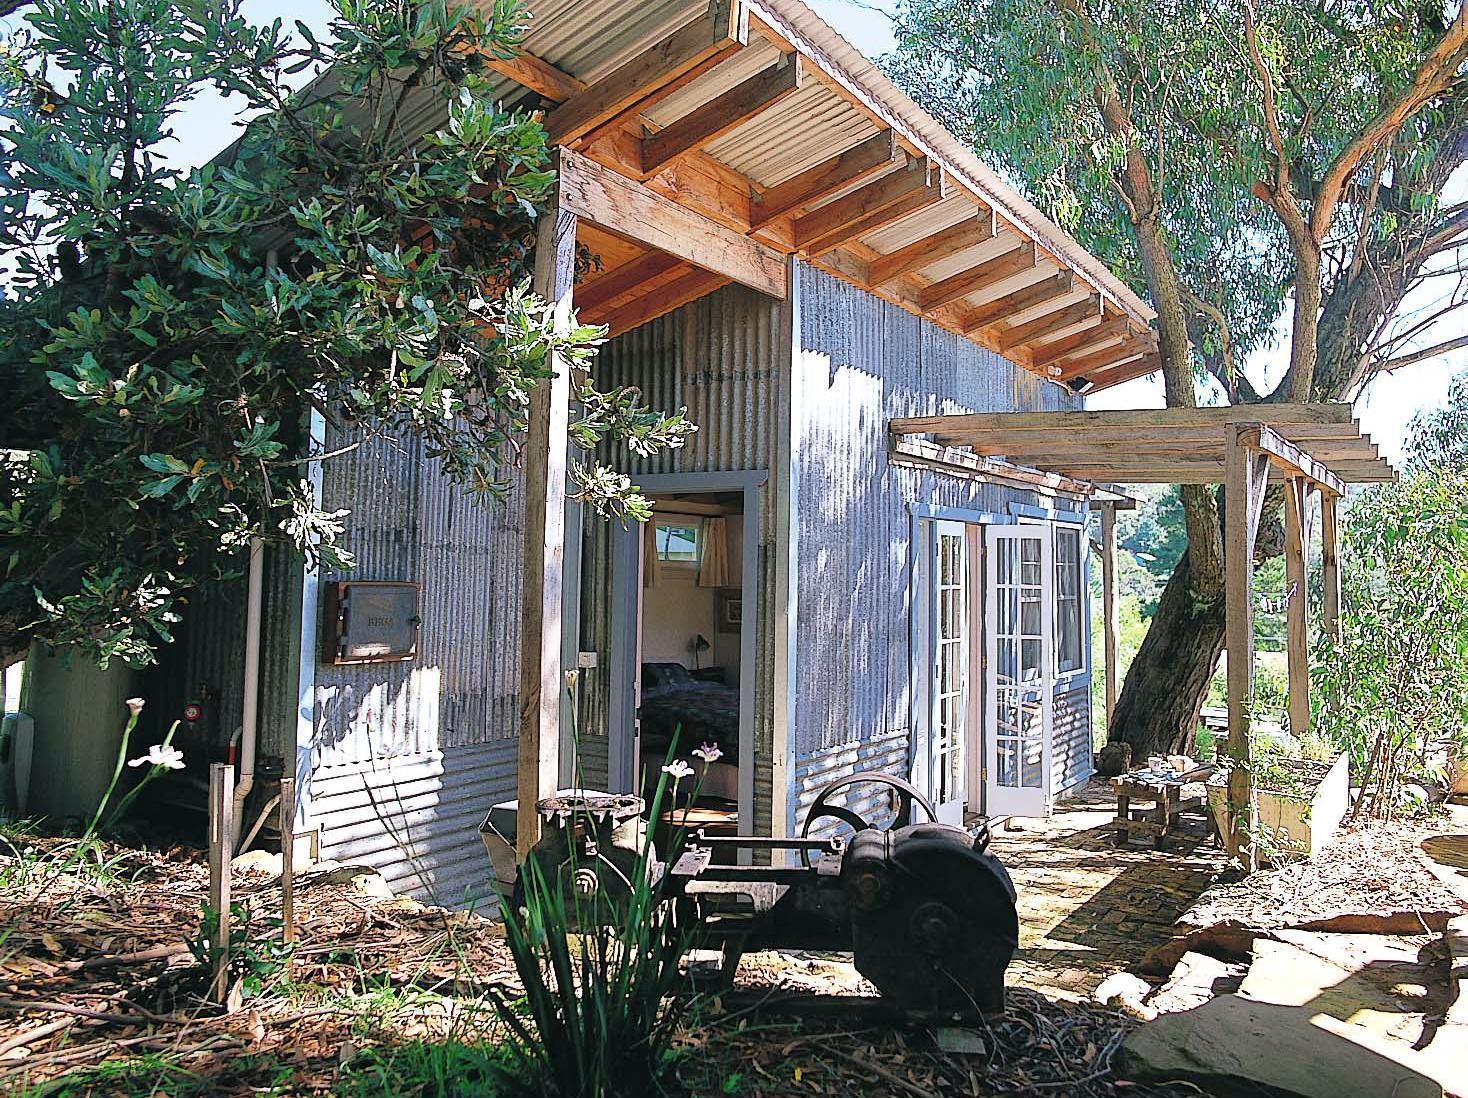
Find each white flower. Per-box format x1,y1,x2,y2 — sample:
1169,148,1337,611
128,744,186,771
125,697,146,717
661,759,694,781
693,742,723,764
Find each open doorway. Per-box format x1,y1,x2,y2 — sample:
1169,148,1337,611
635,491,745,839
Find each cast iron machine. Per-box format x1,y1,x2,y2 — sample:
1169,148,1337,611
512,772,1019,1014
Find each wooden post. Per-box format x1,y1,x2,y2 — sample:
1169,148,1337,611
1099,502,1120,730
207,762,235,1004
1223,427,1266,871
278,776,295,946
1284,477,1310,738
517,183,577,859
1320,490,1341,641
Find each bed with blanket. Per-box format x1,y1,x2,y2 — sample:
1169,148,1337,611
638,662,739,803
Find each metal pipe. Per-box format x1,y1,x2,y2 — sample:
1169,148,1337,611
232,536,264,851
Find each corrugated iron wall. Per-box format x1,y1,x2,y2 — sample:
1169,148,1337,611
307,425,525,904
792,264,1089,821
579,283,788,837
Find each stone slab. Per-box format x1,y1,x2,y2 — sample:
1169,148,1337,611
1119,995,1443,1098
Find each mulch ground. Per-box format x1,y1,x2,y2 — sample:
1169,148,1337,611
0,832,1202,1097
1178,817,1466,932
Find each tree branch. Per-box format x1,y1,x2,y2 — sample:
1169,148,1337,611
1368,330,1468,375
1310,5,1468,242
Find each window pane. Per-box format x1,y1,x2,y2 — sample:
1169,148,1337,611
655,524,700,561
1055,527,1082,672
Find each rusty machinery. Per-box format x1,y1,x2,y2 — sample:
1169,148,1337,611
512,772,1018,1015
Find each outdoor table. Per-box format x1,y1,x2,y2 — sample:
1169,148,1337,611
1110,764,1215,849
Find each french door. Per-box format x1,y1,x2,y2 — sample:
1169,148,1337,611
927,521,969,825
984,524,1053,817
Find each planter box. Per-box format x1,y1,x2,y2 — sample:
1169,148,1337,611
1207,752,1349,864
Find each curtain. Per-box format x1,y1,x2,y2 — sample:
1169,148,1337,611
699,516,729,588
642,520,660,588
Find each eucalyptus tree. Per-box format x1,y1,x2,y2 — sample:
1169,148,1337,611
888,0,1468,754
0,0,691,669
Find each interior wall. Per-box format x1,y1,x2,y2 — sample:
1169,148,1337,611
641,507,742,684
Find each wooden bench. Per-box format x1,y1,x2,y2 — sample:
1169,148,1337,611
1110,765,1214,849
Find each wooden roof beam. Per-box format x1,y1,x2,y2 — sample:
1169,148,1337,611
556,147,786,298
794,159,944,256
960,271,1071,335
749,130,899,230
891,403,1357,436
1071,351,1162,388
919,240,1037,311
1030,314,1133,369
545,0,748,146
1247,424,1347,496
597,266,731,337
868,210,996,287
996,295,1099,353
638,53,804,180
574,251,685,314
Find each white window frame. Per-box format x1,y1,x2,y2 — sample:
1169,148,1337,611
1014,506,1090,686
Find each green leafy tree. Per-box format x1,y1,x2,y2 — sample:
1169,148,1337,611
1406,367,1468,470
888,0,1468,754
0,0,691,668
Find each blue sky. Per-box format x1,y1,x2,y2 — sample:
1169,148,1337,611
11,0,1463,457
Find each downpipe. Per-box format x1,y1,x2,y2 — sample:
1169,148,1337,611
232,535,264,853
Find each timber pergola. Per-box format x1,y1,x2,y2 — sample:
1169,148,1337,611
506,0,1169,851
890,403,1396,868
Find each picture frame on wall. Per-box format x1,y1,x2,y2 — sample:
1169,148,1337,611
716,588,742,633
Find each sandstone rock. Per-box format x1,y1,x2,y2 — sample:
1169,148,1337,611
1119,995,1442,1098
1094,972,1155,1020
1096,742,1131,778
1148,951,1242,1015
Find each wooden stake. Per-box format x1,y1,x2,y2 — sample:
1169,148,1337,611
1223,426,1266,871
1284,478,1310,738
1320,490,1341,641
278,776,295,946
207,762,235,1004
517,191,577,859
1100,502,1119,730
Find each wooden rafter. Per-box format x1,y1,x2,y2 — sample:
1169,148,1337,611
793,158,941,254
1046,339,1134,377
544,0,748,146
598,266,731,337
961,271,1071,334
1073,351,1161,387
749,130,899,230
638,53,804,180
996,296,1099,352
575,251,684,314
868,212,995,287
919,241,1037,311
1029,314,1131,368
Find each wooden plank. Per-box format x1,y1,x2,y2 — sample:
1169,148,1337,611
793,158,939,253
599,266,731,336
1100,502,1119,729
544,0,748,146
1030,314,1131,368
517,204,577,858
639,54,803,179
557,147,786,298
1078,351,1162,388
1253,424,1347,496
575,251,683,314
995,295,1099,352
1321,490,1341,640
919,241,1036,311
868,212,995,287
960,271,1071,333
278,775,295,945
750,130,899,229
1046,339,1135,377
207,763,234,1004
1284,477,1310,739
891,403,1358,437
483,51,583,101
